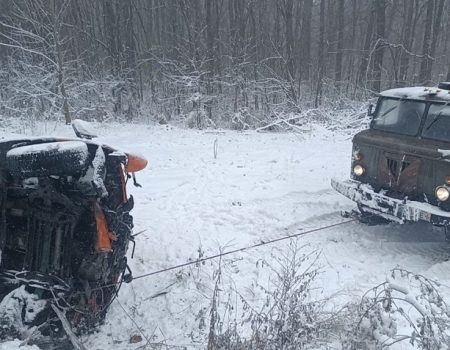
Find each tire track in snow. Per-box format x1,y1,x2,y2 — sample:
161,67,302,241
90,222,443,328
81,126,450,349
307,219,449,297
268,203,450,298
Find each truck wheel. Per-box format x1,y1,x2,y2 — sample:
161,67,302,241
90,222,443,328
6,141,90,178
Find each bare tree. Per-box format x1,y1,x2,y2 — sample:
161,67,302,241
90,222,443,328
0,0,73,124
372,0,386,92
299,0,313,83
357,2,375,88
419,0,435,84
315,0,326,107
398,0,417,85
335,0,345,88
1,0,450,127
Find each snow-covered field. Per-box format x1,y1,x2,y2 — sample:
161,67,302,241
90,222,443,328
1,122,450,349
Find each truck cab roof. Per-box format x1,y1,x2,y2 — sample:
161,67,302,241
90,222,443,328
379,85,450,103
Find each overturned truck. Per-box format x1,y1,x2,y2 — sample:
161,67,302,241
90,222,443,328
332,82,450,227
0,126,147,345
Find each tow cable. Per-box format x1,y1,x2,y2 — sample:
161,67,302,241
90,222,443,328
130,216,357,282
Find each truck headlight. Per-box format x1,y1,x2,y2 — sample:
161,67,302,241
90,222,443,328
436,186,450,201
353,165,365,177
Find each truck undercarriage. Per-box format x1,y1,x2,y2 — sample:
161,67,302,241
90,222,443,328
0,134,146,347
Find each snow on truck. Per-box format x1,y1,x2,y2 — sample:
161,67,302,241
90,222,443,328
0,122,147,346
332,82,450,229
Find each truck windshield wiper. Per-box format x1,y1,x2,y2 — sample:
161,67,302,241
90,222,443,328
425,111,443,130
374,105,398,120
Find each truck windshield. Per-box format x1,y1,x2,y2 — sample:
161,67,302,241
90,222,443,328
422,103,450,142
372,98,425,136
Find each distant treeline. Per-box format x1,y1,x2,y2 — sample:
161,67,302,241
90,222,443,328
0,0,449,126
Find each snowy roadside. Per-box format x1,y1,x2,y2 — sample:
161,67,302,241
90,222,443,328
1,122,450,349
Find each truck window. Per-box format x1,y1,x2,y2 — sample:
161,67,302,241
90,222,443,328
422,103,450,142
372,98,425,136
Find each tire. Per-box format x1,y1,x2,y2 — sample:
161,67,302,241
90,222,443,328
6,141,90,178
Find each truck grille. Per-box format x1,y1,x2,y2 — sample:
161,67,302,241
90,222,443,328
387,158,412,178
379,153,420,195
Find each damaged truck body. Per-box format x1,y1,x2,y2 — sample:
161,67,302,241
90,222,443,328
0,124,147,345
332,82,450,227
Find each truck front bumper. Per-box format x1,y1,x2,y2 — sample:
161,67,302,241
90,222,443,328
331,178,450,226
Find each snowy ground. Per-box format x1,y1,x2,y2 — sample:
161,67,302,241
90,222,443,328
1,121,450,349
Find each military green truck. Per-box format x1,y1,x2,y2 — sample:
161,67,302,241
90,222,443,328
332,82,450,227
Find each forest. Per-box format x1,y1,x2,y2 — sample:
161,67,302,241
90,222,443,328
0,0,449,128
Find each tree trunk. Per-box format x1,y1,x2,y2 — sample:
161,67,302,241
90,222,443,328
284,0,295,82
51,0,71,124
357,2,375,87
427,0,445,82
398,0,415,85
103,0,119,74
249,1,258,110
372,0,386,92
334,0,345,88
315,0,326,107
214,0,222,93
299,0,313,82
418,0,435,84
345,0,358,90
205,0,214,119
326,0,336,80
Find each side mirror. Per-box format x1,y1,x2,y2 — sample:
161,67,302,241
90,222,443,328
368,104,374,117
72,119,98,139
